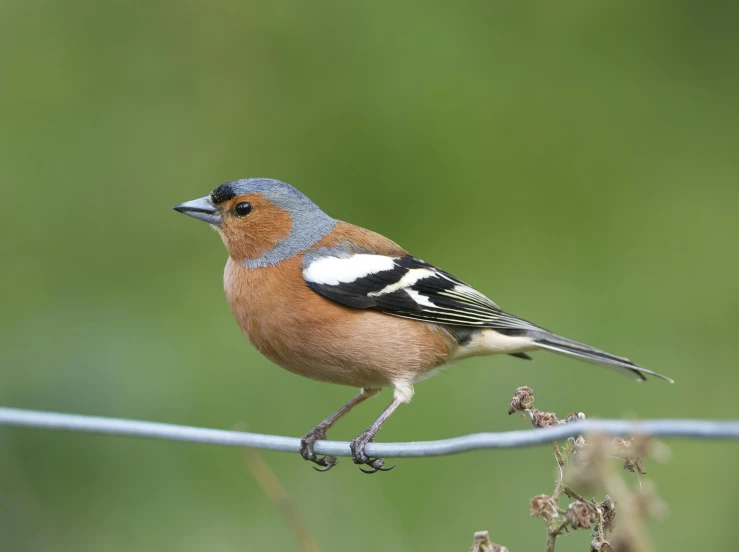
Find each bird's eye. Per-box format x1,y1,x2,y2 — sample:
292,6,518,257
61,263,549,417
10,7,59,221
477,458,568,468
235,202,253,217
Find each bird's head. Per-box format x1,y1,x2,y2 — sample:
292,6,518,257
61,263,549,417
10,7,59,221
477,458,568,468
173,178,337,268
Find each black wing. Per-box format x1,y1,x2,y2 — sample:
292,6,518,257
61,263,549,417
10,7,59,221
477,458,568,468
302,253,541,333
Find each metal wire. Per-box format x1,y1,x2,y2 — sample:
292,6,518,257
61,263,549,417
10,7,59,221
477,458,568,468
1,407,737,458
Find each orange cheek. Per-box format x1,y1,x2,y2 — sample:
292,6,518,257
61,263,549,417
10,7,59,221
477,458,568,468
219,205,293,262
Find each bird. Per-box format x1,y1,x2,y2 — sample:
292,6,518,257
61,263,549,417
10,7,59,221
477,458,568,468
173,178,673,473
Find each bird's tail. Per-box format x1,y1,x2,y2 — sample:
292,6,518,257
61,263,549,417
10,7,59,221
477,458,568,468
527,330,674,383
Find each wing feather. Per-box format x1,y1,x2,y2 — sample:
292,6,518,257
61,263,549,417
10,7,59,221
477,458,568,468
303,253,541,332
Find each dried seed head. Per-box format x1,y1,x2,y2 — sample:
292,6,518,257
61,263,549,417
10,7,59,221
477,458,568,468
508,386,535,415
562,412,586,424
531,410,560,428
622,457,646,474
566,500,598,529
613,437,647,474
600,495,617,533
529,494,558,519
573,435,588,454
469,530,508,552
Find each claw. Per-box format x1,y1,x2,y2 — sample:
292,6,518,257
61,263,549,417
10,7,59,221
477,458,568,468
358,457,395,474
350,431,396,473
359,458,382,474
312,456,338,472
300,427,336,472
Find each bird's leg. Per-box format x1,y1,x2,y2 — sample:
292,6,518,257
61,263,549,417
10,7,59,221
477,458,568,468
300,387,380,471
350,397,403,474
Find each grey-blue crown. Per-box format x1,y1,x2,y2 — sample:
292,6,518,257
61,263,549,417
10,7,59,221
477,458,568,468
211,178,314,211
212,178,337,268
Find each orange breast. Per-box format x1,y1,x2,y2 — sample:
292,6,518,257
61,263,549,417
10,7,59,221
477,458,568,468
223,224,456,388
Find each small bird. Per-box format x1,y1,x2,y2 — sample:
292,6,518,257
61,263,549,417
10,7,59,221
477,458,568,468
174,178,672,473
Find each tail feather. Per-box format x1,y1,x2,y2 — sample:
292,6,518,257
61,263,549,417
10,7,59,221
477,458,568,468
530,331,674,383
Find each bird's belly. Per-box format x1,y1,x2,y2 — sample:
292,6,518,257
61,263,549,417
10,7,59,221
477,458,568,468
237,306,455,388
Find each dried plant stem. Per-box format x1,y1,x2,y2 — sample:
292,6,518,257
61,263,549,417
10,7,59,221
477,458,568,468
545,523,562,551
545,440,575,552
564,486,608,547
593,501,607,546
563,486,587,503
242,447,321,552
551,441,574,505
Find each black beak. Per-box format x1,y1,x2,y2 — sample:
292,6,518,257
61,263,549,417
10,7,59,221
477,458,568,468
173,196,223,226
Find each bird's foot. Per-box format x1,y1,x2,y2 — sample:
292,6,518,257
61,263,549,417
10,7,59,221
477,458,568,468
350,429,396,474
299,426,338,472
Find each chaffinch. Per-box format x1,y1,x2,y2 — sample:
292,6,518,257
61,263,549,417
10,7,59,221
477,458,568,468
174,178,672,473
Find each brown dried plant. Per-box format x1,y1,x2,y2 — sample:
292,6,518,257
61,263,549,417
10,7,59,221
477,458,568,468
508,386,667,552
469,530,509,552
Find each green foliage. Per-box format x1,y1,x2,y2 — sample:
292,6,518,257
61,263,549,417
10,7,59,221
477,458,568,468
1,1,737,550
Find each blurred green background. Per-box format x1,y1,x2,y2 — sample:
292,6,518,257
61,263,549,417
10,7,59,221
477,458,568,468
1,1,737,550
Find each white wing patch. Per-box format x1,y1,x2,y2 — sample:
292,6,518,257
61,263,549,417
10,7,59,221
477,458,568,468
303,254,396,285
406,288,436,307
368,268,437,296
